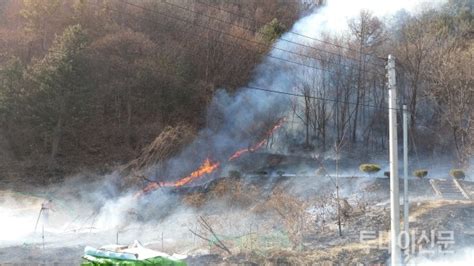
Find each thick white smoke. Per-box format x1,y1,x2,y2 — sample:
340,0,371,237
150,0,449,183
290,0,447,38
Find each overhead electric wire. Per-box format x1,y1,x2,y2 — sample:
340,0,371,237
244,85,406,113
160,0,385,70
195,0,387,66
159,0,364,66
40,46,397,115
79,1,397,112
119,0,357,71
41,36,398,115
33,0,397,115
88,1,365,76
118,0,385,77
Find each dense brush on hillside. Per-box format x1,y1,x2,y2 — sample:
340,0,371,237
0,0,304,180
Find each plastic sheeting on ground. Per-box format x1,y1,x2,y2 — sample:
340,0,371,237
82,240,186,266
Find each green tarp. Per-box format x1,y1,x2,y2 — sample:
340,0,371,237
81,255,186,266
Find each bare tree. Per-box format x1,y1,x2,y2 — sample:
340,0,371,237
425,42,473,166
348,10,385,143
395,16,433,132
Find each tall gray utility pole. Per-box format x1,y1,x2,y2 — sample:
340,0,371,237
387,55,401,265
403,104,409,236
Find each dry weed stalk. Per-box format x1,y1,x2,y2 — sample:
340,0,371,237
189,216,232,255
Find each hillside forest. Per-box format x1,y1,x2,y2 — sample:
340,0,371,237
0,0,472,182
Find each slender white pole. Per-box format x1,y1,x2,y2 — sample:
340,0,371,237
388,55,401,265
42,225,45,250
403,105,409,236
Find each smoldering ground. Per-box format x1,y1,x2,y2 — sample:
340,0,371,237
0,170,338,263
2,162,472,264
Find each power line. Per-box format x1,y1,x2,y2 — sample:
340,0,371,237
40,1,391,106
44,39,396,114
82,1,392,108
160,0,384,69
118,0,385,77
40,27,395,114
120,0,354,70
88,1,371,76
244,85,407,113
160,0,362,66
195,0,386,66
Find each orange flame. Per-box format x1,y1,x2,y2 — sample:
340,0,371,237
228,139,267,161
139,182,161,196
137,117,285,197
136,158,220,197
172,158,220,187
228,117,286,161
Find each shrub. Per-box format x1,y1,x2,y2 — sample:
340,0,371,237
413,169,428,179
450,169,465,180
359,164,381,174
259,18,286,43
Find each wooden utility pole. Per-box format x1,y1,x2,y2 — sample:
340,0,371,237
387,55,401,265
